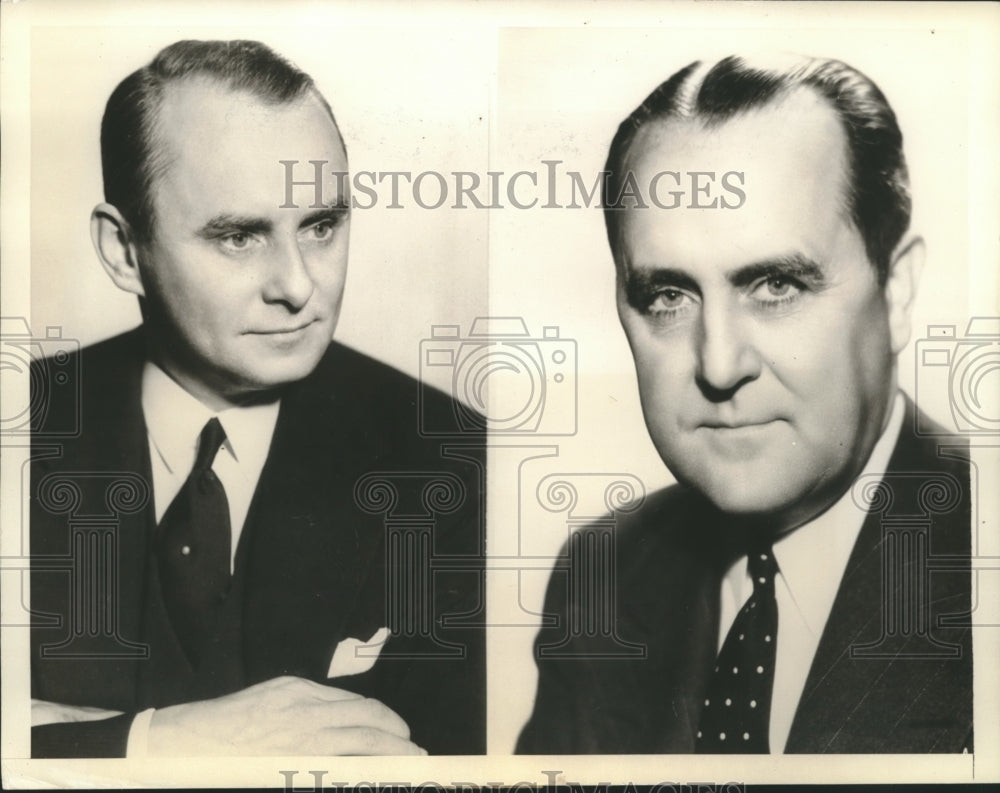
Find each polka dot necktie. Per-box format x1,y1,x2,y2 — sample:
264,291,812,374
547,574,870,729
155,417,232,665
696,546,779,753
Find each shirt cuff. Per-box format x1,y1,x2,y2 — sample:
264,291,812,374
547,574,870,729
125,708,156,757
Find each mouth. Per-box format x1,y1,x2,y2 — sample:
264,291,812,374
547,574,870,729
699,419,784,432
695,418,787,458
246,319,320,337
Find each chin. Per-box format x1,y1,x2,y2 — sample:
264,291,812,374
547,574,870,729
702,485,787,517
677,461,812,519
234,353,327,393
259,361,322,389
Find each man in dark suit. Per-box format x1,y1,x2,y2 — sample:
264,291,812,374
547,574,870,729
30,39,484,757
517,55,972,754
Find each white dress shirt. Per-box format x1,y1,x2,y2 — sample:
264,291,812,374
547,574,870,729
717,390,905,752
141,361,281,571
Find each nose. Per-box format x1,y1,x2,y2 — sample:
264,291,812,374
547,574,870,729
694,302,761,400
262,240,315,311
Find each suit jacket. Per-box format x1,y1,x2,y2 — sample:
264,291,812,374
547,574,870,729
517,399,973,753
30,329,486,757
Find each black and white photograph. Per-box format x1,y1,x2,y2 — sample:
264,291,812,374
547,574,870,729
1,0,998,788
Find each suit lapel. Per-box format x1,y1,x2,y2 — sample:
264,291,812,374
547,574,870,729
103,368,154,672
86,332,153,708
785,397,972,752
31,330,154,710
651,558,721,751
239,346,386,683
616,493,725,752
783,503,887,752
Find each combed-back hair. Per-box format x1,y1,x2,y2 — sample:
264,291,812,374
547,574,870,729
101,39,342,242
602,55,910,285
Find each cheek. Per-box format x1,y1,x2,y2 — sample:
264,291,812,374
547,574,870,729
144,265,200,321
776,305,893,443
144,245,228,309
620,316,688,395
632,342,689,426
770,295,886,388
834,299,893,386
309,247,349,293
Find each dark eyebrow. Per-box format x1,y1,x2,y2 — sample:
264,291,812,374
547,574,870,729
299,203,349,230
623,253,826,310
196,215,273,239
727,254,826,288
623,267,700,309
195,202,349,240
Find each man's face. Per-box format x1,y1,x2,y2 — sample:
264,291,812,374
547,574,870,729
615,91,909,531
135,79,349,408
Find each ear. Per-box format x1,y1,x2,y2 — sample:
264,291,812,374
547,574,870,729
884,234,925,355
90,203,145,297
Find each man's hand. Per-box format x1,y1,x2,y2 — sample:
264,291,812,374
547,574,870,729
148,676,425,756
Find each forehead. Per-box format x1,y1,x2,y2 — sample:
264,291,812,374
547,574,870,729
151,78,346,214
620,90,854,272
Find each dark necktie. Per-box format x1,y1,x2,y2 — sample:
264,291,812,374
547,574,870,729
155,417,232,665
696,546,779,753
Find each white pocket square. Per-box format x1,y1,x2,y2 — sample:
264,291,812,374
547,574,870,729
326,626,390,679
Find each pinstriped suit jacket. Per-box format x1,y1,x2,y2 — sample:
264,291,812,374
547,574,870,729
517,398,973,754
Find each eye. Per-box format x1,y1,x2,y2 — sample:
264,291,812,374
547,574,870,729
765,276,793,296
752,274,804,305
310,221,334,240
300,219,340,245
648,288,696,315
218,231,259,253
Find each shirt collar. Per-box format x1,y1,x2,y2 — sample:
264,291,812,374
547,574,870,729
141,362,281,476
722,390,907,634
